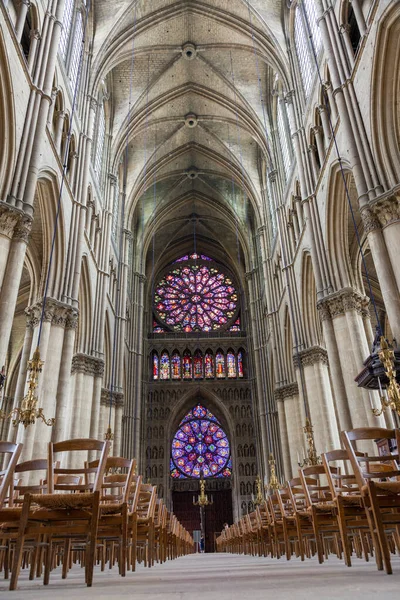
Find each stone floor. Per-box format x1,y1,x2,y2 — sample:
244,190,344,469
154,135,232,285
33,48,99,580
1,552,399,599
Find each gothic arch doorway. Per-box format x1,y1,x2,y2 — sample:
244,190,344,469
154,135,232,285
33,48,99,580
170,403,233,552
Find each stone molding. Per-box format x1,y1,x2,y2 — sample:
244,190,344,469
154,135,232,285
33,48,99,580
317,288,369,320
25,298,79,329
72,353,105,377
101,387,124,407
274,382,299,402
294,345,328,368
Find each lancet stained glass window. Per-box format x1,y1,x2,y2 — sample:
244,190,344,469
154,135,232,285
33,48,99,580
182,351,192,379
154,261,237,332
160,351,170,380
152,352,159,380
238,350,244,378
170,404,232,479
194,350,203,379
205,351,214,379
227,350,236,378
216,351,225,378
171,352,181,379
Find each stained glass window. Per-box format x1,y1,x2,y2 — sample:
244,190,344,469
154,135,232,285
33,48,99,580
160,351,170,380
227,350,236,378
182,351,192,379
171,351,181,379
216,350,225,378
174,253,212,263
152,352,159,380
170,404,232,479
229,317,241,332
205,351,214,379
154,262,237,332
194,350,203,379
238,350,244,378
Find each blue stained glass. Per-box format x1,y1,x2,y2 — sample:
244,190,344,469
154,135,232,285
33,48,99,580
170,404,231,479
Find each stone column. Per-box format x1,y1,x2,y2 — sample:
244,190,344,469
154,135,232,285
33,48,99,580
350,0,367,37
340,24,355,69
52,308,79,442
0,215,32,369
15,0,31,42
318,105,331,145
296,347,340,453
361,206,400,340
280,383,304,476
373,195,400,292
54,110,66,155
313,126,325,164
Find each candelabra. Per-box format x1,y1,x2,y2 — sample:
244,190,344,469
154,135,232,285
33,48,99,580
298,418,321,467
252,474,264,505
266,454,281,492
104,426,114,441
371,336,400,418
193,477,213,507
0,347,55,428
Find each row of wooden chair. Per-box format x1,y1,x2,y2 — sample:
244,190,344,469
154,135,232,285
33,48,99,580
0,438,194,590
217,427,400,575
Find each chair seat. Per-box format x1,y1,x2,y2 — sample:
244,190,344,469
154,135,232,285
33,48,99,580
308,501,335,513
367,481,400,496
337,494,363,506
30,492,95,510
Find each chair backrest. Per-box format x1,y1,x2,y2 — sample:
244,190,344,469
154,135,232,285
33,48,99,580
287,476,312,512
0,442,23,507
299,465,333,508
87,456,136,504
322,449,364,499
341,428,400,490
12,458,49,505
48,438,110,494
136,482,157,520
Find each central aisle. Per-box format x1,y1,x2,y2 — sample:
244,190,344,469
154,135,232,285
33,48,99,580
2,553,399,599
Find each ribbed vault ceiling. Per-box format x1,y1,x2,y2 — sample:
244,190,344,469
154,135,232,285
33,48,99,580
91,0,287,274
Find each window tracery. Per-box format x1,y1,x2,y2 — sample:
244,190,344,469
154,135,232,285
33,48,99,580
170,404,232,479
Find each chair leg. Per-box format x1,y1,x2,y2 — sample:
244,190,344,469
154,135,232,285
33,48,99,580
368,489,392,575
62,538,71,579
86,493,101,587
10,495,32,591
43,536,53,585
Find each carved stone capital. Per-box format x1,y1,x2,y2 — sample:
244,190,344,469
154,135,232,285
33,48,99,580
284,90,295,105
294,346,328,368
361,206,381,234
72,353,105,377
268,170,278,184
317,289,369,320
25,298,78,329
274,382,299,402
373,194,400,228
13,215,32,243
0,204,21,239
101,387,124,407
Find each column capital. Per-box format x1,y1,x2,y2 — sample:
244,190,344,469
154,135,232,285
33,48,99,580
0,203,23,239
370,192,400,229
361,206,381,234
101,387,124,407
267,170,278,183
274,382,299,402
312,125,323,136
317,288,370,320
13,215,32,244
72,353,105,377
293,346,328,369
25,298,79,329
284,90,296,105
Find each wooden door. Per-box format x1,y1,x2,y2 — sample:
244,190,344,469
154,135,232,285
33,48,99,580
172,489,233,553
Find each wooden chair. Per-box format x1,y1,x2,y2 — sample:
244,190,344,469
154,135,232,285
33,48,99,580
287,476,317,560
322,449,372,566
299,466,342,564
89,456,136,577
342,427,400,574
0,443,23,578
9,438,110,590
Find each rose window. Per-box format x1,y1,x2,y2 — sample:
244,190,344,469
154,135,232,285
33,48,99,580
154,262,238,332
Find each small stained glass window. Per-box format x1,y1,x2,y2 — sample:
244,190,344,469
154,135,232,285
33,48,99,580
194,350,203,379
152,352,159,380
227,350,236,378
215,350,225,378
204,351,214,379
171,351,181,379
160,351,170,380
238,350,244,378
170,404,232,479
182,350,192,379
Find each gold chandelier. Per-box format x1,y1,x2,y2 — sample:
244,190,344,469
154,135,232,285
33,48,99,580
298,418,321,467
